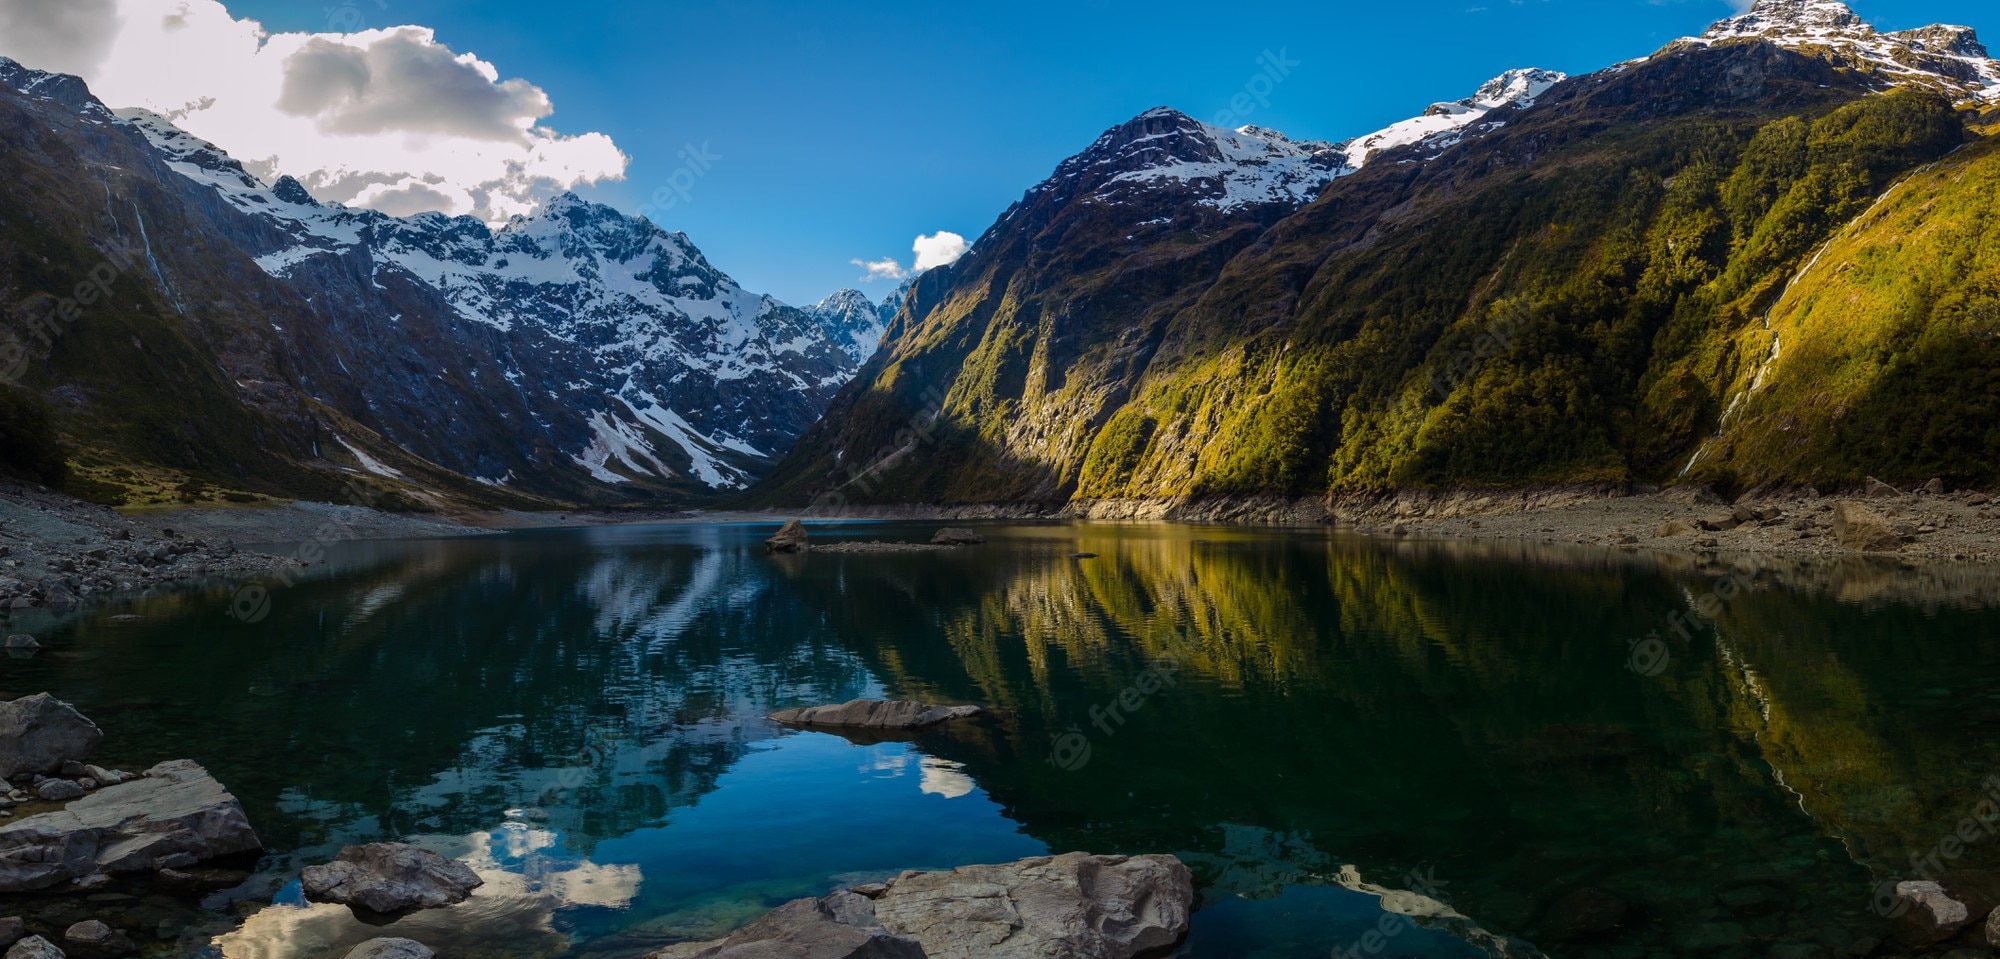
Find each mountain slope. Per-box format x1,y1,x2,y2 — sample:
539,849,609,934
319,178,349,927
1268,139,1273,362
0,59,863,504
756,0,1992,510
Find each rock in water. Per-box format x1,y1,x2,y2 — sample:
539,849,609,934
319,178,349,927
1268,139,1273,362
650,898,926,959
657,853,1193,959
1892,880,1972,945
0,760,262,892
1832,501,1904,552
0,919,21,949
32,780,82,803
60,922,109,947
302,843,484,915
930,528,987,545
766,520,810,554
4,937,60,959
768,700,987,729
0,695,102,779
344,939,437,959
1,637,36,652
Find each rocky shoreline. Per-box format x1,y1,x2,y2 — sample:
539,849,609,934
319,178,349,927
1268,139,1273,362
0,482,486,613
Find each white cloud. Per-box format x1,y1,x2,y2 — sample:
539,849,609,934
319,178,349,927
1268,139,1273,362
852,230,969,283
912,230,969,271
852,257,907,283
0,0,627,223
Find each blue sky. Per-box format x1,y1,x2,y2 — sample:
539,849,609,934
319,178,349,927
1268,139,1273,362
213,0,1998,306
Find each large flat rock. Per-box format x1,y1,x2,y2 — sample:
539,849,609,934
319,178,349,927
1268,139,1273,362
768,700,987,730
653,853,1194,959
0,759,261,892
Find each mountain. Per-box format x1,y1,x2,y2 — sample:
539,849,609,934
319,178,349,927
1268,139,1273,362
806,288,897,364
755,0,1999,511
0,59,864,505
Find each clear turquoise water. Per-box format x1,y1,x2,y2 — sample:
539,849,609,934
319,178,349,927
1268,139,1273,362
4,520,2000,958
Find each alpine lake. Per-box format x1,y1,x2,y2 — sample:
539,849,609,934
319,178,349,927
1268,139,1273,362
4,519,2000,959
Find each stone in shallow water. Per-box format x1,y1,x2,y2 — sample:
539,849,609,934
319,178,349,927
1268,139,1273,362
302,843,483,915
4,937,61,959
1893,880,1972,945
0,760,261,893
767,700,986,730
654,853,1194,959
765,521,809,554
33,780,83,803
344,939,437,959
60,922,109,947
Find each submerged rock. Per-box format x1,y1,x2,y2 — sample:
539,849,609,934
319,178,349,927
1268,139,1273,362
768,700,987,730
0,760,261,892
766,520,810,554
0,695,102,779
344,939,436,959
930,528,986,546
302,843,483,915
1892,880,1972,945
655,853,1194,959
59,922,108,948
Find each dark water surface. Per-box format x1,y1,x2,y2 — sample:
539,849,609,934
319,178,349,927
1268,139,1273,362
5,520,2000,959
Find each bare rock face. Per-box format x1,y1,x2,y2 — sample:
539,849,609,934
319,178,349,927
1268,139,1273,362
768,700,987,730
930,528,987,546
1832,501,1904,552
653,853,1194,959
0,760,261,893
766,520,810,554
344,939,437,959
0,695,102,779
302,843,483,915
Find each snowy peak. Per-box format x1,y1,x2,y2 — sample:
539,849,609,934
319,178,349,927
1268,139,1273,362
1044,107,1352,213
1685,0,2000,101
1344,67,1566,169
0,56,113,121
807,289,895,364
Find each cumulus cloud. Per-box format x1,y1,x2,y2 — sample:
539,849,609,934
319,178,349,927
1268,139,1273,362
852,257,907,282
912,231,969,271
0,0,626,222
853,231,970,282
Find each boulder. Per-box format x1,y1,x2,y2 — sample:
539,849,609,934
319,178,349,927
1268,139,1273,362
1697,514,1741,532
1863,477,1902,498
4,937,59,959
766,521,810,554
1986,904,2000,949
657,853,1193,959
302,843,483,915
0,919,20,949
1654,520,1692,537
33,781,82,803
768,700,987,730
1892,880,1972,946
1,638,36,653
0,760,262,892
1832,501,1904,552
930,528,987,546
344,939,437,959
0,695,102,779
1923,478,1947,495
59,923,108,948
651,897,925,959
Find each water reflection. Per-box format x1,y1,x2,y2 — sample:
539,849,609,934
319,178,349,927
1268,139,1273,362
7,523,2000,958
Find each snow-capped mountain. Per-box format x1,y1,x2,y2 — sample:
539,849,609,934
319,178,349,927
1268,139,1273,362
1036,68,1564,221
105,103,860,493
806,289,897,364
1341,68,1567,168
1676,0,2000,101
